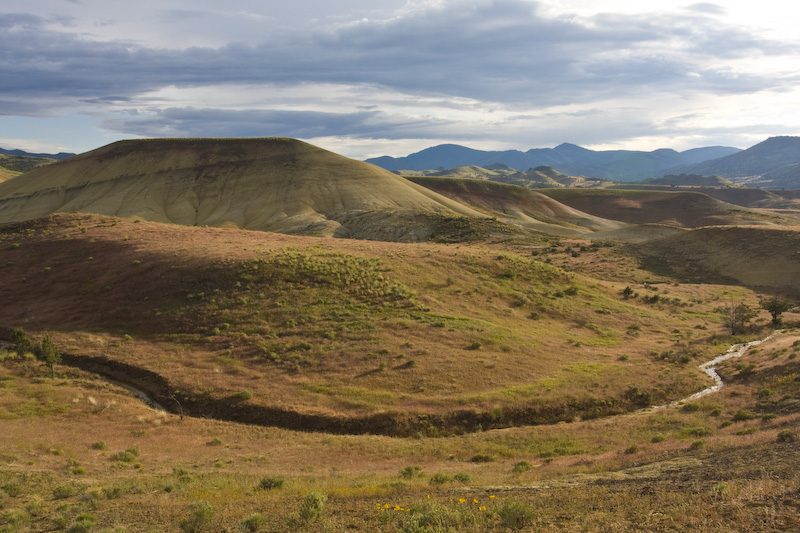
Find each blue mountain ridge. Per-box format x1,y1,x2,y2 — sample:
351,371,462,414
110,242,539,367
366,142,741,182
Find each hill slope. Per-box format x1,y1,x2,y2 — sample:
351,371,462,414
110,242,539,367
538,189,785,229
638,226,800,295
407,176,626,235
0,138,495,242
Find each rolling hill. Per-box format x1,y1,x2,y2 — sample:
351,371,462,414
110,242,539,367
537,188,789,229
639,226,800,295
0,138,502,242
406,176,625,235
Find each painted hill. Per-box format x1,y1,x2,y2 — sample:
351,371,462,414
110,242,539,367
538,189,783,229
0,138,501,242
639,226,800,295
643,174,734,187
402,165,609,188
367,143,740,181
407,176,625,236
671,136,800,188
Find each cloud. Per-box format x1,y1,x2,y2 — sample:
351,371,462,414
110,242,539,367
2,2,796,108
2,0,799,155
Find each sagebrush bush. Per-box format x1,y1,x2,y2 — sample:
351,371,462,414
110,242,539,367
180,501,215,533
258,476,284,490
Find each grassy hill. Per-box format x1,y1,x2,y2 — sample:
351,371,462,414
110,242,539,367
1,213,799,531
538,188,791,229
407,176,625,235
638,226,800,296
0,138,502,242
0,212,734,434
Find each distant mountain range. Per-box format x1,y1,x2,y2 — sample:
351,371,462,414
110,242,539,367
0,147,75,160
671,136,800,189
366,143,741,182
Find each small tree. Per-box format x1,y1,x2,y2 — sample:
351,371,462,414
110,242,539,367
726,302,757,335
622,286,634,299
11,327,32,357
39,334,61,377
760,296,792,326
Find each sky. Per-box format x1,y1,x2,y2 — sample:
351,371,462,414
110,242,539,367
2,0,799,159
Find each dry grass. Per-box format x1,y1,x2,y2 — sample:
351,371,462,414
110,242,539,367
1,210,799,530
1,330,798,531
0,214,763,434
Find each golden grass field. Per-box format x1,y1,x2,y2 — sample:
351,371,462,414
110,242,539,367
1,139,800,531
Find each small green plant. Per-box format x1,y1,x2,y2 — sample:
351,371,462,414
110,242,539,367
180,501,215,533
624,445,639,455
258,476,284,490
91,441,107,450
53,484,76,499
470,454,494,463
453,472,472,483
651,433,667,443
690,439,705,450
733,410,756,422
1,482,22,497
777,430,797,443
497,499,535,529
428,472,452,485
399,465,423,479
240,512,267,532
234,390,253,401
110,445,139,463
66,514,95,533
512,460,532,473
298,492,327,522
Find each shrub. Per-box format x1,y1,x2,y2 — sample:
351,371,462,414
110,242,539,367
777,430,797,443
110,445,139,463
690,440,705,450
428,472,452,485
11,327,32,356
512,461,532,473
91,441,107,450
38,333,61,377
651,433,667,443
66,514,95,533
469,454,494,463
733,410,756,422
624,445,638,455
240,513,267,532
399,465,423,479
497,499,535,530
453,472,472,483
298,492,327,522
234,390,253,401
258,476,284,490
180,501,215,533
53,484,76,499
2,482,22,497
